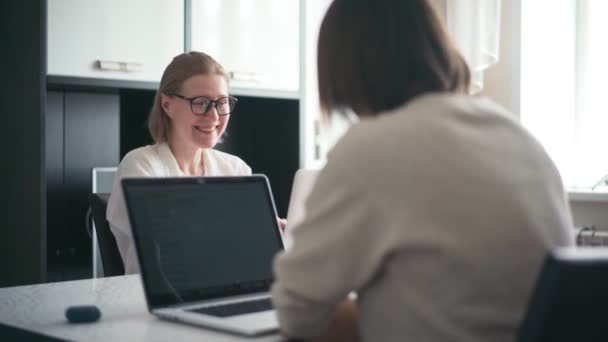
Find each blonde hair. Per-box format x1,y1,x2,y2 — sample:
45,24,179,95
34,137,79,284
148,51,229,143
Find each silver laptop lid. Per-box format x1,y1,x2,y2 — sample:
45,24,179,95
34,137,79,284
122,175,284,310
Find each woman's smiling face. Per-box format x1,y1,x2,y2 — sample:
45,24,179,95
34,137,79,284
162,74,231,149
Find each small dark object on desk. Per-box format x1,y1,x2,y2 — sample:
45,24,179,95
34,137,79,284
65,305,101,323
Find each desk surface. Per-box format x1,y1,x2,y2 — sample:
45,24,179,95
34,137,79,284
0,275,284,342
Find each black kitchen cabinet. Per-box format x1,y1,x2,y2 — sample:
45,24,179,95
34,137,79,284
46,90,120,281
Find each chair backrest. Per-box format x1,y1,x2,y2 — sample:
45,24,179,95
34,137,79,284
517,247,608,342
88,193,124,276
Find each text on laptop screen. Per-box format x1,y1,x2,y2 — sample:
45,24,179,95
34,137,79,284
123,177,283,307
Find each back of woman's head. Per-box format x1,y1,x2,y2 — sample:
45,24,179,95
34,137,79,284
148,51,228,143
317,0,471,117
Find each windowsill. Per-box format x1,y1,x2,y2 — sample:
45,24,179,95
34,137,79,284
568,188,608,202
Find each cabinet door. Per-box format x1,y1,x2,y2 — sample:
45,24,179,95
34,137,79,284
190,0,300,95
46,90,120,280
46,91,66,276
64,92,120,256
47,0,184,82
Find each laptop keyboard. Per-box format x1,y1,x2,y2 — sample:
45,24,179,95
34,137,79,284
188,298,273,317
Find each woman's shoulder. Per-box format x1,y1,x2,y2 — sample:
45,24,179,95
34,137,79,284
121,144,162,165
384,92,508,122
325,93,522,173
206,149,252,175
117,144,167,176
360,93,520,144
405,93,516,126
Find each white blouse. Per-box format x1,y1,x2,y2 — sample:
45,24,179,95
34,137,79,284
106,143,251,274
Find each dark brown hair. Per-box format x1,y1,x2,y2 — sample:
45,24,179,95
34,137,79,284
317,0,470,117
148,51,228,143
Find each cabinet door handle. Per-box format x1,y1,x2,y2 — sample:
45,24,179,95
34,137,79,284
228,70,265,83
95,60,143,72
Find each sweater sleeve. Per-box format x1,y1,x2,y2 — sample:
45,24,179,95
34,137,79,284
271,133,393,338
238,160,252,175
106,150,158,274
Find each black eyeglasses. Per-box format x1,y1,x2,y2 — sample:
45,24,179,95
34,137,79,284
170,94,238,116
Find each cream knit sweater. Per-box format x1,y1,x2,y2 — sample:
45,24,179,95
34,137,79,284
272,93,574,342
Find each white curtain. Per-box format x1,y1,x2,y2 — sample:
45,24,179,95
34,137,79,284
446,0,502,92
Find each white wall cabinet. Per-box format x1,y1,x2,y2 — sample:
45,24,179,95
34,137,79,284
189,0,300,98
190,0,331,167
47,0,184,83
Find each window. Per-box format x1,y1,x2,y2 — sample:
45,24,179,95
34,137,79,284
521,0,608,189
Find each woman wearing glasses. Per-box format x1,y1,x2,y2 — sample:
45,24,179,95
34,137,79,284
107,51,252,274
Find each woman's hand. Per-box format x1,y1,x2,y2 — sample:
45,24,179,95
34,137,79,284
280,298,360,342
277,218,288,232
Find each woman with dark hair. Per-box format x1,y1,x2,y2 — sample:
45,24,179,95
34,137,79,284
271,1,573,341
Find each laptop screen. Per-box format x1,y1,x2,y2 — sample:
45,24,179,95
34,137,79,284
122,176,283,308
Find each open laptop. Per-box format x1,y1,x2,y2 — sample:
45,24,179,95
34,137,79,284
283,168,320,250
121,175,283,336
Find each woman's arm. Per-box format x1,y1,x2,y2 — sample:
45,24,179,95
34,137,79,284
307,298,361,342
106,150,158,273
272,147,392,339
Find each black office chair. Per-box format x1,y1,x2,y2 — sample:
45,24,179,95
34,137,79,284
88,193,125,276
517,247,608,342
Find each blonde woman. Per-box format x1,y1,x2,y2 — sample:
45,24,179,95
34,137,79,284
107,52,250,274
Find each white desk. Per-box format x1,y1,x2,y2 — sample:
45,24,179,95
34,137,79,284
0,275,285,342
